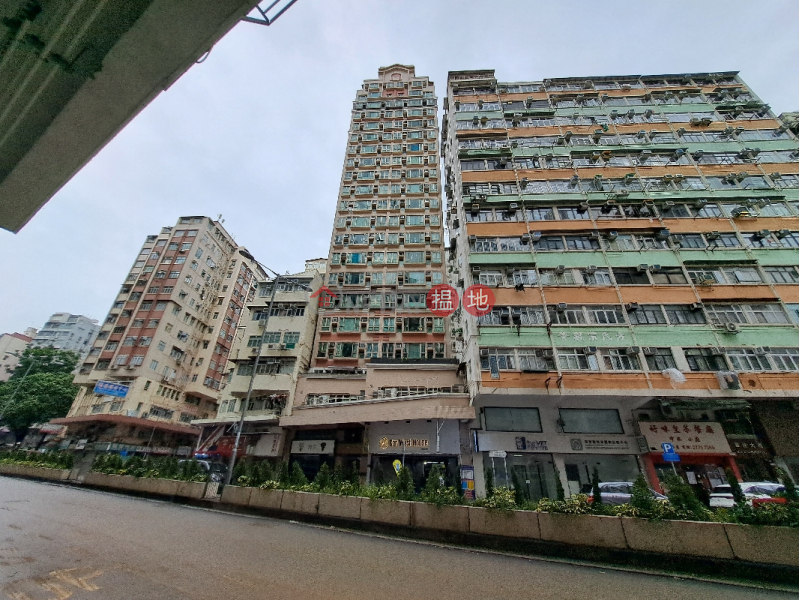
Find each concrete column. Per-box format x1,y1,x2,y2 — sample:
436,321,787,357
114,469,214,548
473,451,486,498
552,454,570,498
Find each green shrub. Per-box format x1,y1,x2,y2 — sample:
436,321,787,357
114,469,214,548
484,467,494,497
394,466,415,500
476,487,517,510
725,468,745,505
591,467,602,506
552,465,565,502
289,462,308,487
663,474,711,520
776,467,798,502
313,463,332,491
631,474,654,512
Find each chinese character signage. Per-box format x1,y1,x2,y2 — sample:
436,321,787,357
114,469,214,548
639,422,731,454
94,381,130,398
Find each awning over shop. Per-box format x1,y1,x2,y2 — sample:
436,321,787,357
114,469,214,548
280,395,474,427
50,415,200,436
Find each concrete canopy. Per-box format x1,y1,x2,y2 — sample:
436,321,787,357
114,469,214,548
0,0,261,232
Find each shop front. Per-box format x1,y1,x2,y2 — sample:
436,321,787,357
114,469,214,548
639,421,739,494
475,430,641,501
368,420,462,491
288,425,366,480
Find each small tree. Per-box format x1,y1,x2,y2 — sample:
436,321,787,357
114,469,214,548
664,474,706,515
484,467,495,497
511,469,528,505
422,465,444,499
591,466,602,505
277,461,291,487
725,467,745,505
332,462,345,486
552,464,566,501
776,467,798,502
395,465,414,500
631,474,654,512
289,462,308,487
313,463,332,491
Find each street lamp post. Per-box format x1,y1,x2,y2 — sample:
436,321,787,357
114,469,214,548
223,250,311,486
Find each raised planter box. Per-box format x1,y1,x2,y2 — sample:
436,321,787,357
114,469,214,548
221,485,253,507
622,517,734,560
724,523,799,567
360,498,412,527
249,488,283,510
0,463,70,481
82,472,205,499
468,506,540,539
412,502,470,533
280,490,319,515
318,494,362,520
538,512,627,550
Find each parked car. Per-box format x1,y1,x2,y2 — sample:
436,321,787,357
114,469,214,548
709,482,785,508
178,459,228,483
586,481,667,505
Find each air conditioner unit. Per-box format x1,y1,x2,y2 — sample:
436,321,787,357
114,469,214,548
656,229,670,241
583,346,598,354
690,302,704,311
649,265,662,273
126,365,135,370
542,349,555,358
508,203,519,211
530,231,542,242
277,344,286,350
642,347,656,356
625,302,639,311
755,347,770,356
468,234,477,243
710,347,725,356
521,233,531,243
555,265,566,274
626,347,640,356
776,229,792,238
637,264,649,273
705,231,721,241
470,203,480,213
605,230,618,241
585,265,597,274
724,322,740,334
588,232,600,241
110,364,119,370
755,229,771,238
480,348,489,357
471,266,481,273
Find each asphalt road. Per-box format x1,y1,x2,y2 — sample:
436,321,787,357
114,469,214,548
0,477,793,600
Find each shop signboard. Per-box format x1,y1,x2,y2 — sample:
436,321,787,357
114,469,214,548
253,433,284,457
291,440,335,455
460,465,475,500
640,422,731,454
93,381,130,398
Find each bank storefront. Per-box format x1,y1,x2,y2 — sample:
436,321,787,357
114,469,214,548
474,406,642,500
368,420,463,491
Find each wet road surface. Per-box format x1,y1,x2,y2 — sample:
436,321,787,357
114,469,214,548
0,476,793,599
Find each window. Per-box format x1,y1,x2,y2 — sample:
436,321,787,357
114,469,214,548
627,305,667,325
612,267,649,285
587,305,625,325
558,348,599,370
651,267,687,285
645,348,677,370
559,409,623,434
149,360,159,371
484,407,542,432
770,348,799,371
727,349,772,371
764,266,799,284
664,304,706,324
601,348,640,370
684,349,726,371
479,348,515,370
548,306,586,325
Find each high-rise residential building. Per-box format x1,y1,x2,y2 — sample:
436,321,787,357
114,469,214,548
0,332,33,381
30,313,100,359
53,216,262,454
282,65,472,484
193,259,326,460
443,70,799,498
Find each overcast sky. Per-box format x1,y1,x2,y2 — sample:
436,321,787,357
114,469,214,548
1,0,798,335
